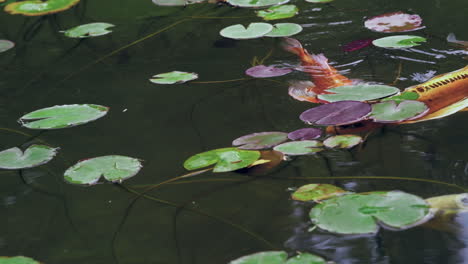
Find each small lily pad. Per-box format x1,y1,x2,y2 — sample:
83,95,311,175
373,35,426,48
370,100,429,123
64,155,143,185
317,84,399,102
5,0,80,16
288,128,322,141
0,40,14,53
184,147,260,173
292,184,347,202
305,0,333,3
342,39,373,52
0,145,58,170
245,65,292,78
285,253,327,264
300,101,372,126
220,23,273,40
273,140,323,156
232,132,288,149
323,135,363,149
364,12,424,33
152,0,205,6
265,23,303,37
381,91,419,103
256,5,298,21
62,23,114,38
229,251,327,264
227,0,289,8
149,71,198,84
19,104,109,130
0,256,42,264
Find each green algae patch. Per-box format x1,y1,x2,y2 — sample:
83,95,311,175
5,0,80,16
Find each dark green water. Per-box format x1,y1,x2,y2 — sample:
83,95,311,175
1,0,467,263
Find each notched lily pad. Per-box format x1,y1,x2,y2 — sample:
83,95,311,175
232,132,288,149
323,135,363,149
245,65,292,78
0,145,58,170
292,184,347,202
220,23,273,40
5,0,80,16
227,0,289,8
370,100,429,123
19,104,109,130
149,71,198,84
365,11,424,33
0,256,42,264
265,23,303,37
62,22,114,38
0,40,15,53
64,155,143,185
300,101,372,126
184,147,260,173
288,128,322,140
373,35,426,48
273,140,323,156
256,5,298,21
317,84,399,102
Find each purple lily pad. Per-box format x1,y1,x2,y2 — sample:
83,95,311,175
365,12,424,33
288,128,322,140
299,101,372,126
232,131,289,150
245,65,293,78
342,39,373,52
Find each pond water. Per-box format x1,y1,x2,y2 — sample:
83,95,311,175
1,0,467,263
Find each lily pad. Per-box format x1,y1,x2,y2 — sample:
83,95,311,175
0,40,14,53
62,23,114,38
265,23,303,37
288,128,322,141
285,253,327,264
5,0,80,16
273,140,323,156
300,101,372,126
310,191,433,234
232,132,288,149
227,0,289,8
317,84,399,102
18,104,108,130
323,135,363,149
149,71,198,84
256,4,298,21
184,147,260,173
245,65,292,78
292,184,347,202
0,256,42,264
0,145,58,170
305,0,333,3
370,100,429,123
152,0,205,6
229,251,327,264
64,155,142,185
220,23,273,40
364,12,424,33
342,39,373,52
381,91,419,103
373,35,426,48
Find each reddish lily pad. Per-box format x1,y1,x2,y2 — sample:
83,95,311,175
288,128,322,140
300,101,372,126
323,135,363,149
370,100,429,123
342,39,373,52
292,184,347,202
232,132,288,150
5,0,80,16
273,140,323,156
245,65,292,78
364,11,424,33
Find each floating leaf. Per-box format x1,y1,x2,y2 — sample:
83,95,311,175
5,0,80,16
64,155,142,185
19,104,108,130
300,101,372,126
323,135,363,149
370,100,429,123
149,71,198,84
364,12,424,33
285,253,327,264
317,84,399,102
220,23,273,40
310,191,433,234
62,23,114,38
229,251,287,264
0,40,14,53
0,256,42,264
245,65,292,78
256,5,298,21
381,91,419,103
288,128,322,141
265,23,303,37
305,0,333,3
152,0,205,6
342,39,373,52
292,184,347,202
372,35,426,48
184,147,260,173
0,145,58,170
232,132,288,149
273,140,323,156
227,0,289,8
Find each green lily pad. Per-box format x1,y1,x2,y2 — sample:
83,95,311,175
310,191,433,234
317,84,399,102
62,22,114,38
220,23,273,40
227,0,289,8
0,256,42,264
292,184,347,202
0,145,58,170
273,140,323,156
152,0,205,6
230,251,287,264
305,0,333,3
370,100,429,123
381,91,419,103
232,132,288,150
265,23,303,37
285,253,327,264
183,147,261,173
64,155,143,185
18,104,109,130
323,135,363,149
0,40,14,53
256,5,298,21
372,35,427,48
149,71,198,84
5,0,80,16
